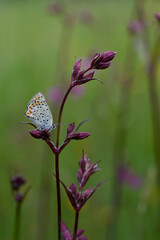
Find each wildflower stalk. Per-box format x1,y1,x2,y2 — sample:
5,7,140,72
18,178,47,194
146,34,160,235
54,85,73,240
73,210,79,240
13,202,21,240
27,51,116,240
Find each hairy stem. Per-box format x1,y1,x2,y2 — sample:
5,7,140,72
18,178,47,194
73,210,79,240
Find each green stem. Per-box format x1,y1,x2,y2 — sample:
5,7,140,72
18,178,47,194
13,202,21,240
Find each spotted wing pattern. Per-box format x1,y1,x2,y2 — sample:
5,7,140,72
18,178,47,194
24,92,53,131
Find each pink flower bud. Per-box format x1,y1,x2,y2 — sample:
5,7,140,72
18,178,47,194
69,132,90,140
29,129,50,140
72,59,82,79
91,51,116,70
67,122,75,136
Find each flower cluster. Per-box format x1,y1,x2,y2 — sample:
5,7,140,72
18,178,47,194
61,222,87,240
77,153,100,189
66,122,90,141
58,152,106,211
10,175,29,202
71,51,116,87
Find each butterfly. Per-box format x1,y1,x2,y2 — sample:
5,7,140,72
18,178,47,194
24,92,56,131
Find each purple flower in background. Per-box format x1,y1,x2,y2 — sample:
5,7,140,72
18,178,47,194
47,2,63,15
78,11,94,25
11,174,30,203
11,175,26,190
118,163,142,189
61,222,88,240
155,13,160,23
47,87,63,104
71,85,86,98
128,21,144,34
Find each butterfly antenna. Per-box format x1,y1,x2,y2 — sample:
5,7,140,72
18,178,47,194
55,123,70,126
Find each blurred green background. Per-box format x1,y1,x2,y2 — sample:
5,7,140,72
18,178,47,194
0,0,160,239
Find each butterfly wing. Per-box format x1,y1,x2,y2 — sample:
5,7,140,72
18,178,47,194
24,92,53,131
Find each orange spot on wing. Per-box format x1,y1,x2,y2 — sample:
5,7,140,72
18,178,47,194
26,111,31,116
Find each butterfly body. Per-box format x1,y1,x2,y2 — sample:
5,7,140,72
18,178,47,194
25,92,55,131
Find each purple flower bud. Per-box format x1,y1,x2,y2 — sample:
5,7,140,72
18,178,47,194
155,13,160,23
78,153,100,188
69,183,77,195
77,229,85,236
67,122,75,136
82,71,95,79
72,59,82,79
83,187,92,199
69,132,90,140
15,193,24,202
91,51,116,70
103,51,116,62
55,169,107,211
61,222,88,240
29,129,50,140
91,53,103,66
11,175,26,190
79,237,88,240
94,61,111,70
61,222,72,240
77,70,85,80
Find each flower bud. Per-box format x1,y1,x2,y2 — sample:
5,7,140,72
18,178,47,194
67,122,75,136
11,175,26,190
91,51,116,70
29,129,50,140
72,59,82,79
15,193,24,202
69,132,90,140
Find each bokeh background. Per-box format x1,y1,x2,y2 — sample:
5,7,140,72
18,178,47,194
0,0,160,239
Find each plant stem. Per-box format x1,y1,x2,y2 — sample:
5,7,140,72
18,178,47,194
56,85,72,148
55,85,73,240
73,210,79,240
13,202,21,240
